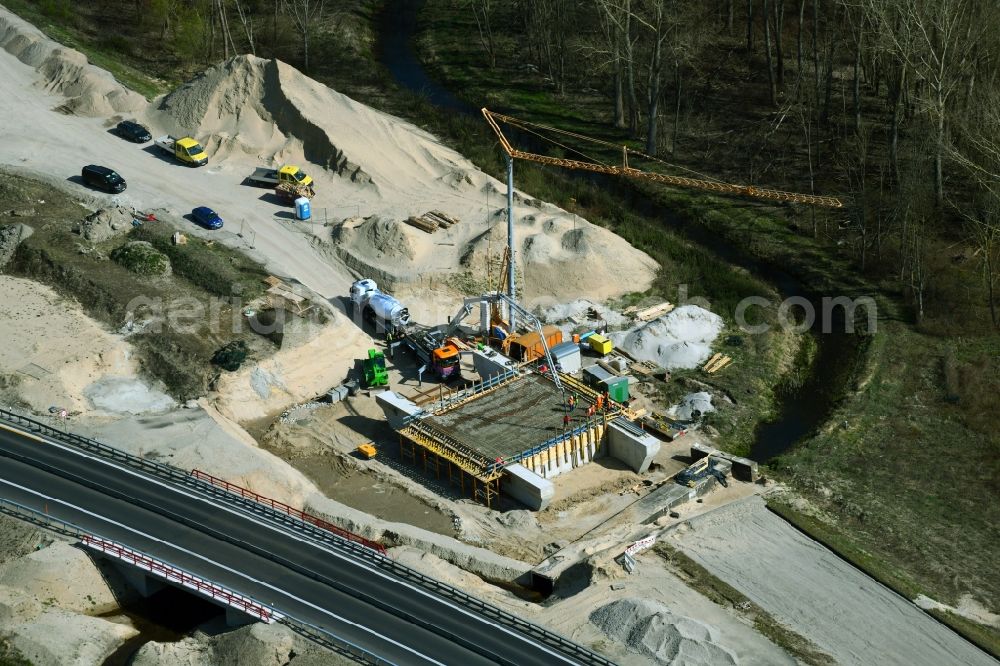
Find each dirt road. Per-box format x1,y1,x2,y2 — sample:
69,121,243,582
668,496,996,666
0,41,354,301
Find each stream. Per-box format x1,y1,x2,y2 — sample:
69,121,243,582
376,0,862,462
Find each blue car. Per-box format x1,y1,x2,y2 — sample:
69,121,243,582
191,206,223,230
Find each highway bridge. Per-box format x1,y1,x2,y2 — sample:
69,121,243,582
0,408,613,665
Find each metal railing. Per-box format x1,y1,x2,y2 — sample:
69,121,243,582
0,408,615,666
82,534,279,622
190,469,386,555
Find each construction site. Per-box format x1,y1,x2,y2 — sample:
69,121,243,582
0,4,996,665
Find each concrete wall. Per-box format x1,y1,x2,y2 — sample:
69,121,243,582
375,391,422,430
470,348,517,379
607,423,660,473
503,464,554,510
690,442,759,482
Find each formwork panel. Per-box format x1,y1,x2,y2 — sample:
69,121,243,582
424,373,571,461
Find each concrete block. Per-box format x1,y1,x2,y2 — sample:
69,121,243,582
607,423,660,473
471,348,517,379
376,391,422,430
690,442,759,482
503,463,554,510
117,567,165,598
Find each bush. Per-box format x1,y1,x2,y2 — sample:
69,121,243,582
110,241,170,276
211,340,248,372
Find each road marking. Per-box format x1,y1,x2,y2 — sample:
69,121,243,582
0,476,436,666
0,421,581,664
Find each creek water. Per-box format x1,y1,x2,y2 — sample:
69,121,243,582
375,0,862,462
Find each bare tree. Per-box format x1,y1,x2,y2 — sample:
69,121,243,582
232,0,257,56
467,0,497,68
284,0,325,72
866,0,987,210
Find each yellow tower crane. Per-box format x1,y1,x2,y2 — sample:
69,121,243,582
481,107,843,319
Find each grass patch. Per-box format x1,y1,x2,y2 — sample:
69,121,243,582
110,241,169,276
1,175,273,399
131,224,267,300
654,542,836,665
1,0,168,99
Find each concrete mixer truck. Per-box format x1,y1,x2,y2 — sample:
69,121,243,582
350,279,411,334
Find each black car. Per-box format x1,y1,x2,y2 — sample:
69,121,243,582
113,120,151,143
81,165,126,193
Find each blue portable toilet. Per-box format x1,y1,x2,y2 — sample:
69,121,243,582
295,196,311,221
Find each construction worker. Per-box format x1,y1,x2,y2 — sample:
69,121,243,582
587,404,595,418
595,394,604,411
563,413,572,428
567,394,576,411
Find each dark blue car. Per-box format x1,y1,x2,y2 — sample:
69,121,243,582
191,206,223,230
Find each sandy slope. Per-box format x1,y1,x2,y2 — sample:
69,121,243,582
667,496,996,666
0,5,656,311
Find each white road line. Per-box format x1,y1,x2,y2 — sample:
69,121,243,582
0,477,436,666
0,421,580,664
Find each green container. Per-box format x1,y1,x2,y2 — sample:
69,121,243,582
602,376,629,403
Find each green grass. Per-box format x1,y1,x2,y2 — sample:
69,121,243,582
2,175,273,399
655,542,836,665
1,0,168,99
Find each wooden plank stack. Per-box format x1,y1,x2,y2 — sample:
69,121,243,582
404,210,461,234
702,353,734,374
635,302,675,321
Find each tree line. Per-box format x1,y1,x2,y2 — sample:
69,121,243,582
464,0,1000,329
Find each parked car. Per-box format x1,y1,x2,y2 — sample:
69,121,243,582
81,164,126,193
191,206,223,230
113,120,152,143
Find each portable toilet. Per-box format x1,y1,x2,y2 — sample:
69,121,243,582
602,375,630,403
294,196,311,221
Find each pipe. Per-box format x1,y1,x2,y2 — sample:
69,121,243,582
506,154,516,331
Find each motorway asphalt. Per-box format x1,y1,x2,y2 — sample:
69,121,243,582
0,423,585,665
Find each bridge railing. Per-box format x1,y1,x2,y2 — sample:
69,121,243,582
0,408,615,666
190,469,386,555
0,497,388,666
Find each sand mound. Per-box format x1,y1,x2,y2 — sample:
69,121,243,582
462,217,658,307
154,55,465,186
0,276,139,412
73,206,135,243
668,392,715,421
0,8,145,116
590,597,739,665
211,312,372,423
612,305,723,369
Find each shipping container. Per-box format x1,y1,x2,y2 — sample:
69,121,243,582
588,333,613,356
508,325,564,362
550,341,582,373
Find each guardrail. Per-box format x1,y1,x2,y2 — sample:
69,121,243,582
190,469,386,555
0,497,383,665
0,408,615,666
82,534,280,623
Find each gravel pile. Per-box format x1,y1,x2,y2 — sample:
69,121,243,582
590,597,739,665
612,305,723,370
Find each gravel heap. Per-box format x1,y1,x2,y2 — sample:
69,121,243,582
590,597,739,665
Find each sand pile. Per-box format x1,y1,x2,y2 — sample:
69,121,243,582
0,8,145,116
73,205,134,243
153,55,473,187
0,276,139,412
211,312,373,423
668,392,715,421
612,305,723,369
590,597,738,665
462,216,658,307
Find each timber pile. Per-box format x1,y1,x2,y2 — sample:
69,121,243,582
702,353,733,374
404,210,461,234
634,301,675,321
